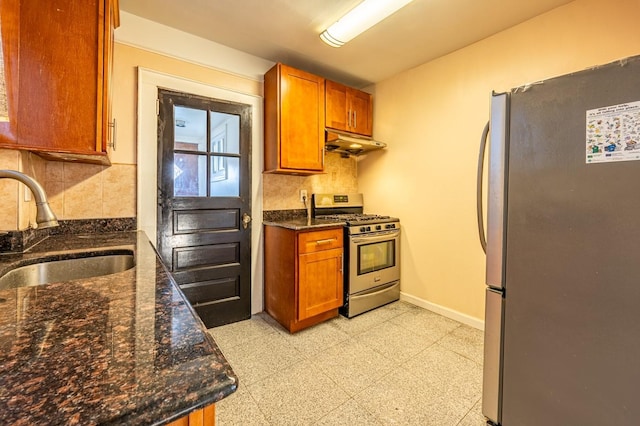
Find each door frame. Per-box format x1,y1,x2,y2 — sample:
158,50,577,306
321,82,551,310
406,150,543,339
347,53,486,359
136,67,264,315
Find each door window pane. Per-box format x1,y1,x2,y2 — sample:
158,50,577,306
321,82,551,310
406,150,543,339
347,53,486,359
174,106,207,151
210,112,240,154
358,241,395,274
174,154,207,197
210,157,239,197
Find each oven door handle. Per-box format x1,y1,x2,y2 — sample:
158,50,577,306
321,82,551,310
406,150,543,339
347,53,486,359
351,229,400,244
352,280,399,298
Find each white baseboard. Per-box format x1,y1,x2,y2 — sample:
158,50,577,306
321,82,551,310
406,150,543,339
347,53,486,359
400,292,484,331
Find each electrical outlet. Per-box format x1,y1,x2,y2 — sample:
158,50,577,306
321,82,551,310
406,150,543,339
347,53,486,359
300,189,308,202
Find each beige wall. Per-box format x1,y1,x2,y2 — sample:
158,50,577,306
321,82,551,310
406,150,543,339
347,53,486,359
359,0,640,322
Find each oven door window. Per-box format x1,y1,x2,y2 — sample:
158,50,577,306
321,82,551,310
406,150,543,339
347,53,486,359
358,240,395,274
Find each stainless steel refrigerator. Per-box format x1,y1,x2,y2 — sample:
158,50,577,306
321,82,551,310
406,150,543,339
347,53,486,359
478,55,640,426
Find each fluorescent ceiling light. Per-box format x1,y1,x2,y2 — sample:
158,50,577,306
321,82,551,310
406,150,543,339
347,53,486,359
320,0,415,47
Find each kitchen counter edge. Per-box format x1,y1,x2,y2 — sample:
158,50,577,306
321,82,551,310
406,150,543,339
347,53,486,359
263,218,346,230
0,230,237,426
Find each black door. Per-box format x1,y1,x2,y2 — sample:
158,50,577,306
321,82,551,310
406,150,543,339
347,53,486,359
157,89,252,328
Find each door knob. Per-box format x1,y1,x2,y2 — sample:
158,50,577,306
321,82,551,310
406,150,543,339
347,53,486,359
242,212,252,229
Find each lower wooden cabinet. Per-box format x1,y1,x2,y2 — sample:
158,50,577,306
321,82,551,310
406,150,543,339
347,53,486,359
264,225,344,333
167,403,215,426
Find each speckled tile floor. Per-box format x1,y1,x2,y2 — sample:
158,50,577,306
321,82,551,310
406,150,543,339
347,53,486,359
208,301,486,425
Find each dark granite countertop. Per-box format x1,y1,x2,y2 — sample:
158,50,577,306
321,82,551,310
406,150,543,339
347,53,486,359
0,231,237,425
263,218,346,231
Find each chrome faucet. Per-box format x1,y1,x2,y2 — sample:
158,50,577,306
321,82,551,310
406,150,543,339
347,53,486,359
0,170,59,229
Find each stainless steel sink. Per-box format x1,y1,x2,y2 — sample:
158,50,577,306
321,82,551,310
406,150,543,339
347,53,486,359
0,253,135,290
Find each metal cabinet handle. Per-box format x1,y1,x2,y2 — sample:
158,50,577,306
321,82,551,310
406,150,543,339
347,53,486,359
353,110,357,129
242,212,252,229
107,119,117,151
315,238,335,245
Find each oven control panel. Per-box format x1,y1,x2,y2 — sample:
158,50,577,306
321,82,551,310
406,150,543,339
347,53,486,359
349,220,400,235
358,223,398,232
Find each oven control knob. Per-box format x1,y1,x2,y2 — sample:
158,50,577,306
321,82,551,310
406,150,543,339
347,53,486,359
386,224,395,229
375,225,382,231
366,226,371,231
360,227,366,232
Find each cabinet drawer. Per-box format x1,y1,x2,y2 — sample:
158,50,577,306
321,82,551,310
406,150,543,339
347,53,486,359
298,228,343,254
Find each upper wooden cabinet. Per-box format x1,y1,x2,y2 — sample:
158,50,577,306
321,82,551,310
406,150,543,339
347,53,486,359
325,80,373,137
264,63,325,175
0,0,19,145
0,0,119,165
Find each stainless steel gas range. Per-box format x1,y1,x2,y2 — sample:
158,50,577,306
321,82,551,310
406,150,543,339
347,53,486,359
312,193,400,318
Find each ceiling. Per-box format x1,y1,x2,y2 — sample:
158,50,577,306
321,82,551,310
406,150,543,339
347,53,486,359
119,0,574,88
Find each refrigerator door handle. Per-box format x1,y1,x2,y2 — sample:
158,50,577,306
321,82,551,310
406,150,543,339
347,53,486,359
486,92,509,289
477,120,490,253
483,288,504,424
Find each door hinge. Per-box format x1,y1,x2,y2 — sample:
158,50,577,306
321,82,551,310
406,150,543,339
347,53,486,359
156,98,160,116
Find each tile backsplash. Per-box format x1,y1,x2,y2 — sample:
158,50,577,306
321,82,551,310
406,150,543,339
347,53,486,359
0,149,136,231
1,148,356,231
43,161,136,220
262,152,358,211
0,149,21,230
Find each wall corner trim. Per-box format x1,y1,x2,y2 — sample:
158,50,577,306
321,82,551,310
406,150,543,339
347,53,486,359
400,292,484,330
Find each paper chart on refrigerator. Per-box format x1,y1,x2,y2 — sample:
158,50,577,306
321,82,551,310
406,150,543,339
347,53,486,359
586,100,640,163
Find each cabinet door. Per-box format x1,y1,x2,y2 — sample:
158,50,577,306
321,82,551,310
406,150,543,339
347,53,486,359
325,80,348,132
325,80,373,136
166,403,215,426
298,247,343,321
1,0,117,165
100,0,119,153
0,0,19,145
350,88,373,136
280,65,324,172
18,0,99,153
